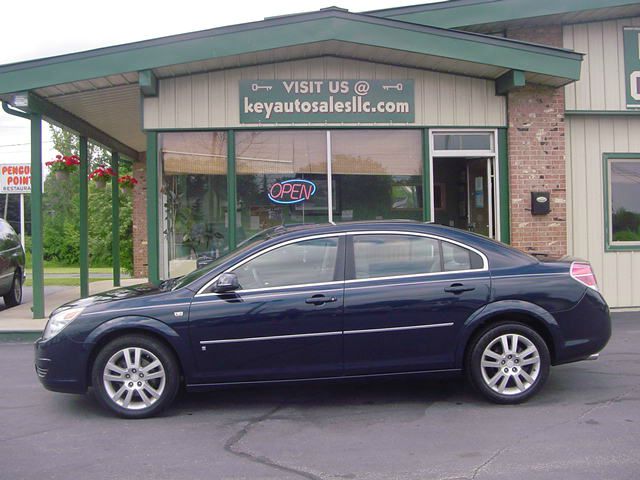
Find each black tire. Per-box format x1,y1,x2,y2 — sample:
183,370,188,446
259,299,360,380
91,334,180,419
466,322,550,404
3,270,22,308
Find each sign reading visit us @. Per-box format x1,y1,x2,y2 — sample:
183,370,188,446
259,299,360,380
0,163,31,194
240,80,414,123
624,27,640,108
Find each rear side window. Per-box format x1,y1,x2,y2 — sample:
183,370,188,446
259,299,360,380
351,234,484,280
442,241,484,271
353,235,441,279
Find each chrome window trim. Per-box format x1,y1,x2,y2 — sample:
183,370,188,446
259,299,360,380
345,275,489,289
196,229,489,296
199,322,454,345
348,231,488,282
194,287,343,303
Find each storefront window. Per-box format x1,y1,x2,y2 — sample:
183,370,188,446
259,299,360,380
331,130,423,222
608,158,640,245
235,131,327,241
433,133,493,152
160,132,227,277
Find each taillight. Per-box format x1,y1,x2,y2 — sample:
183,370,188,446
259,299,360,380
570,262,598,290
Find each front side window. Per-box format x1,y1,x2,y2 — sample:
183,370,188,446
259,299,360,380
606,158,640,247
234,237,339,290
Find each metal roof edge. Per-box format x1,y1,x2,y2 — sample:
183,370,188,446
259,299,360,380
366,0,640,28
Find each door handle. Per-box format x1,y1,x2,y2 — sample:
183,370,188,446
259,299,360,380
444,283,476,294
305,295,338,305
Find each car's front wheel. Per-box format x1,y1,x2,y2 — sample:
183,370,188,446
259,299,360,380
467,322,550,404
91,335,180,418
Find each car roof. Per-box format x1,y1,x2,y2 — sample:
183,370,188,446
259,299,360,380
267,220,538,268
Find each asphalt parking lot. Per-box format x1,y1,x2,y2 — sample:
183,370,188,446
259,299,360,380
0,314,638,480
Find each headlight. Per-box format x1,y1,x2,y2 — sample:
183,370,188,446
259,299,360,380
42,307,85,341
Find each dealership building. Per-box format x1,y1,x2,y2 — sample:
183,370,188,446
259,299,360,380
1,0,640,316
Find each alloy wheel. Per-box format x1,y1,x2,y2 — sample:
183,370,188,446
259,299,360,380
479,333,541,395
102,347,166,410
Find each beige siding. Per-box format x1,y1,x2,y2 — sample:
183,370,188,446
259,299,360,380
143,57,506,129
566,116,640,308
564,17,640,111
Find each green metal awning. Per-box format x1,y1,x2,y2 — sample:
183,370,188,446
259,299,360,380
0,8,582,96
368,0,640,32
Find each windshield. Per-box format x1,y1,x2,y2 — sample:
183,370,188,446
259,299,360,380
170,226,290,290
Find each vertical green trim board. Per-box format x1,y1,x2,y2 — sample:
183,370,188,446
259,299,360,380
227,130,237,250
79,136,89,298
111,151,121,287
602,153,640,251
146,132,160,284
498,128,510,244
30,113,44,318
422,128,431,222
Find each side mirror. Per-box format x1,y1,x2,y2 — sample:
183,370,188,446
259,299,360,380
213,272,240,293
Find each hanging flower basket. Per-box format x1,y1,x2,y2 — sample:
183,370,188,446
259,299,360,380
118,175,138,194
89,164,115,189
46,154,80,179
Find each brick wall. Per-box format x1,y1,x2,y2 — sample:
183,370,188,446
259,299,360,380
132,154,148,278
506,26,567,258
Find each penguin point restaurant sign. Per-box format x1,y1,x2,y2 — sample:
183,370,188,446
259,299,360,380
0,163,31,194
240,80,414,123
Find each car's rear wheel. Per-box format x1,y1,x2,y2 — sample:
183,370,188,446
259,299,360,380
91,335,180,418
467,322,550,404
3,270,22,307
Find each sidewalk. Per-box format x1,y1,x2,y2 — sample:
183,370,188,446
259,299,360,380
0,278,146,333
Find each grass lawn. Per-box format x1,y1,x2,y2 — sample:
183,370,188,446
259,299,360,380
24,277,103,287
25,266,123,275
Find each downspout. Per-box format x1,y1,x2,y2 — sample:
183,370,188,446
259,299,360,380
2,101,30,119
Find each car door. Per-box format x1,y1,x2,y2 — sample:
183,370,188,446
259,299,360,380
343,232,490,375
189,234,345,383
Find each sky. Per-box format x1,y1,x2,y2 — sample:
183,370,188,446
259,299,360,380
0,0,428,166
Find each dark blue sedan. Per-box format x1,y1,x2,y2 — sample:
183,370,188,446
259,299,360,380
35,221,611,418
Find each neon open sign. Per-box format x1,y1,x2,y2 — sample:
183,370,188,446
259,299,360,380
268,179,317,205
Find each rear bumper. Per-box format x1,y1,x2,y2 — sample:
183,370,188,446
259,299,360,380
553,288,611,365
34,336,89,394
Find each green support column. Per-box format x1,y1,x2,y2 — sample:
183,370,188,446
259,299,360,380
422,128,431,222
111,151,121,287
79,136,89,298
227,130,237,250
30,113,44,318
146,132,160,285
498,128,510,244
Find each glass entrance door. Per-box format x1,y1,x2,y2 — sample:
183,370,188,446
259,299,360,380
433,156,495,238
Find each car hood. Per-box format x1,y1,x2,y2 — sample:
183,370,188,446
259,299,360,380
54,282,167,312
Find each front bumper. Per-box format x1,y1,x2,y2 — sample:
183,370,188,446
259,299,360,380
34,335,90,394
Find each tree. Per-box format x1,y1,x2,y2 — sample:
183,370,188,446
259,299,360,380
43,125,134,272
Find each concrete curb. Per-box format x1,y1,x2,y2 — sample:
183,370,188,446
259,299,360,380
0,331,42,343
